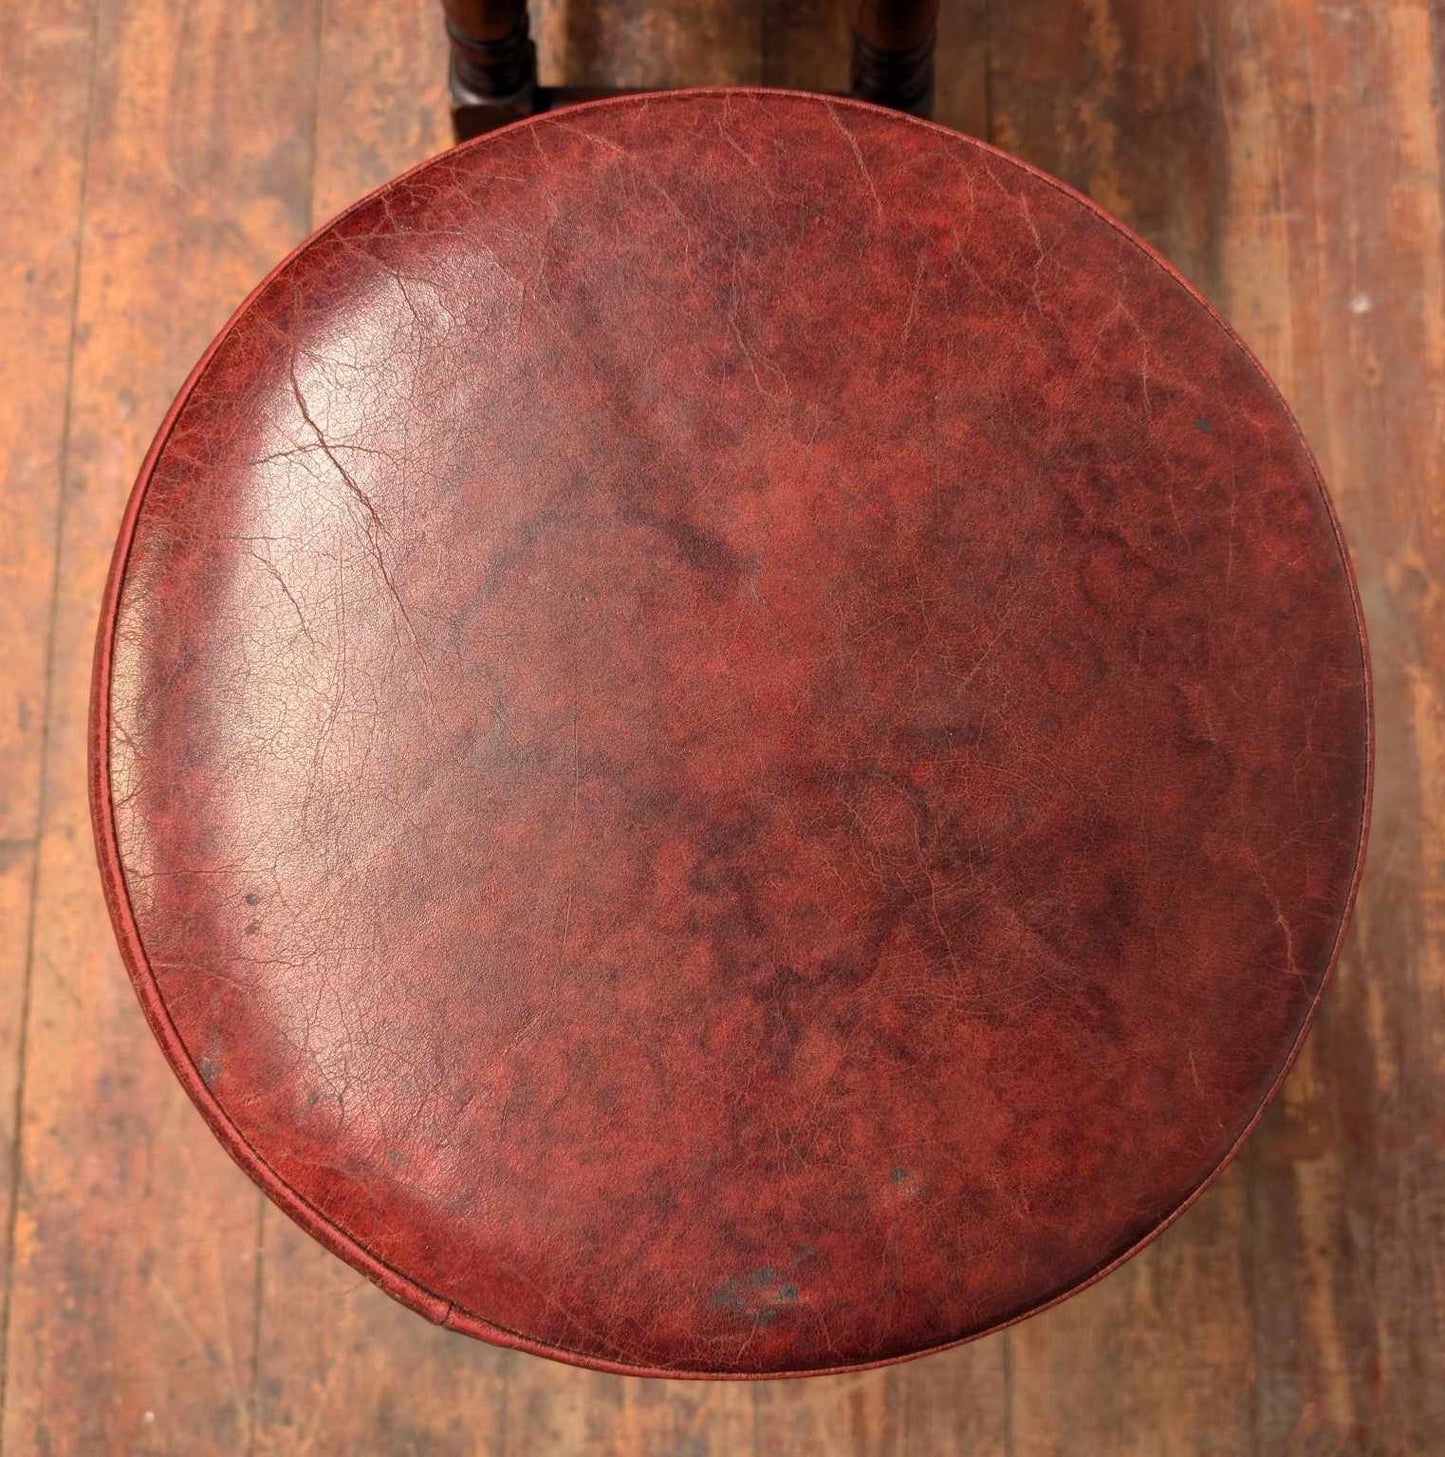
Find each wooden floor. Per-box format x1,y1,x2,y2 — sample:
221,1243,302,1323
2,0,1442,1451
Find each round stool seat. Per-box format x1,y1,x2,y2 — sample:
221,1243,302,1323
92,90,1370,1378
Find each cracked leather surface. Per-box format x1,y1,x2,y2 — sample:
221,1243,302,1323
93,90,1370,1377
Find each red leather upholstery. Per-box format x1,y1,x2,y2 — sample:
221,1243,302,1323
91,90,1370,1378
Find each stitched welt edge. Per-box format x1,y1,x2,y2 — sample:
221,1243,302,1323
87,87,1374,1382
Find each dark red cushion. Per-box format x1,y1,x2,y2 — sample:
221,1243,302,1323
91,89,1370,1377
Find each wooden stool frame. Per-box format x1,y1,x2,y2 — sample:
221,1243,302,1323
442,0,943,139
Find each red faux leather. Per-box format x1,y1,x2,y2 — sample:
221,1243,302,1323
90,91,1371,1378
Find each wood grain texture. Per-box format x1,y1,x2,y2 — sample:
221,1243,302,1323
1214,2,1445,1451
0,0,97,1406
1,0,1440,1451
1,1,319,1452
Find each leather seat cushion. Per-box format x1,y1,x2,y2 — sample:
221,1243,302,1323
91,90,1370,1377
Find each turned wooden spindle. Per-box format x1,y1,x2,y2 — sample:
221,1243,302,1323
850,0,942,117
443,0,537,137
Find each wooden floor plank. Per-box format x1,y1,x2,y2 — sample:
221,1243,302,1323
310,0,452,228
1212,1,1445,1450
534,0,764,91
1,1,320,1451
0,0,98,1413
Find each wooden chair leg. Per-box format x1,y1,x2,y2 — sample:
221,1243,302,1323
850,0,942,117
443,0,538,140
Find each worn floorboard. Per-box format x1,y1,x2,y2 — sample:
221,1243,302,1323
0,0,98,1420
1,1,1439,1452
1214,3,1445,1452
1,2,320,1452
